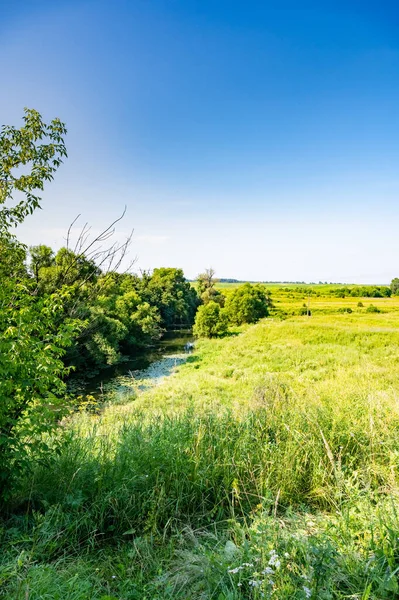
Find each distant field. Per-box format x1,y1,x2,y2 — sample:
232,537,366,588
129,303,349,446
214,281,399,316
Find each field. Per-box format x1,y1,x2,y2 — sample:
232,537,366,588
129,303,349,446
2,286,399,599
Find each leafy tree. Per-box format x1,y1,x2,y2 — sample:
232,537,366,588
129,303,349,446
225,283,270,325
0,108,67,233
200,286,225,306
0,275,79,500
0,109,69,501
0,237,27,280
29,244,55,284
197,268,217,295
391,278,399,295
146,268,199,328
197,268,225,306
193,301,228,338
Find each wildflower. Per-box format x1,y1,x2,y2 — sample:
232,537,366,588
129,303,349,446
268,552,281,569
248,579,262,587
228,566,242,574
262,567,274,575
237,582,242,587
112,575,117,579
284,552,290,558
303,586,312,598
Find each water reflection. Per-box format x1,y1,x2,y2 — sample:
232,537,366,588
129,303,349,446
79,329,194,397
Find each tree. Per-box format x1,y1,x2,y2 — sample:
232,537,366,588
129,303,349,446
391,278,399,295
0,108,67,233
29,245,55,285
0,283,78,498
197,268,225,306
146,268,199,328
193,301,228,338
225,283,270,325
197,268,217,295
0,109,70,501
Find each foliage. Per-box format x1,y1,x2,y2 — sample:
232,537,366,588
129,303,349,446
225,283,270,325
0,108,67,232
193,301,228,337
143,268,199,329
197,267,225,306
197,267,217,295
24,252,197,373
391,277,399,295
0,110,70,503
0,279,78,501
366,304,380,313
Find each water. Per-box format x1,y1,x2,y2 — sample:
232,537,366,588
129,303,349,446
78,329,194,397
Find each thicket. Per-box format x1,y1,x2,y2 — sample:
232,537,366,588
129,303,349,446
27,254,199,374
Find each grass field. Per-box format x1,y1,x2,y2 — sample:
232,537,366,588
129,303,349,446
2,287,399,599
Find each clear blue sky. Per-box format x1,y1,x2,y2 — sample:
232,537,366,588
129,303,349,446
1,0,399,282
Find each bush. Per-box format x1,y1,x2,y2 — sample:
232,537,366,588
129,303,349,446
337,307,353,314
366,304,380,313
225,283,270,325
193,301,228,338
357,301,363,307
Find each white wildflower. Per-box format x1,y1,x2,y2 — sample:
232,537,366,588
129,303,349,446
303,585,312,598
228,566,242,574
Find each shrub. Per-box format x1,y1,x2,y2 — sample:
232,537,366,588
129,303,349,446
193,301,228,338
366,304,380,313
357,301,363,307
225,283,270,325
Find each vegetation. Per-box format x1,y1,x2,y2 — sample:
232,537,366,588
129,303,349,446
225,283,270,325
197,267,225,306
193,300,228,337
3,309,399,598
3,110,399,598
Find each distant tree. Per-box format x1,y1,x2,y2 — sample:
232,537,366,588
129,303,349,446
225,283,270,325
197,268,225,306
146,268,199,328
201,287,225,307
391,278,399,295
193,301,228,338
197,268,217,295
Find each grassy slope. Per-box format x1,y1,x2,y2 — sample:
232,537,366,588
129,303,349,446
2,300,399,599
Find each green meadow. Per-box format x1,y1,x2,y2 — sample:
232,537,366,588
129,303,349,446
2,286,399,599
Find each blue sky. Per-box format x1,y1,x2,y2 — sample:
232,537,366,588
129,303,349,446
1,0,399,282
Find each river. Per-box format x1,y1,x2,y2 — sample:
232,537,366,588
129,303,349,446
75,329,194,400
